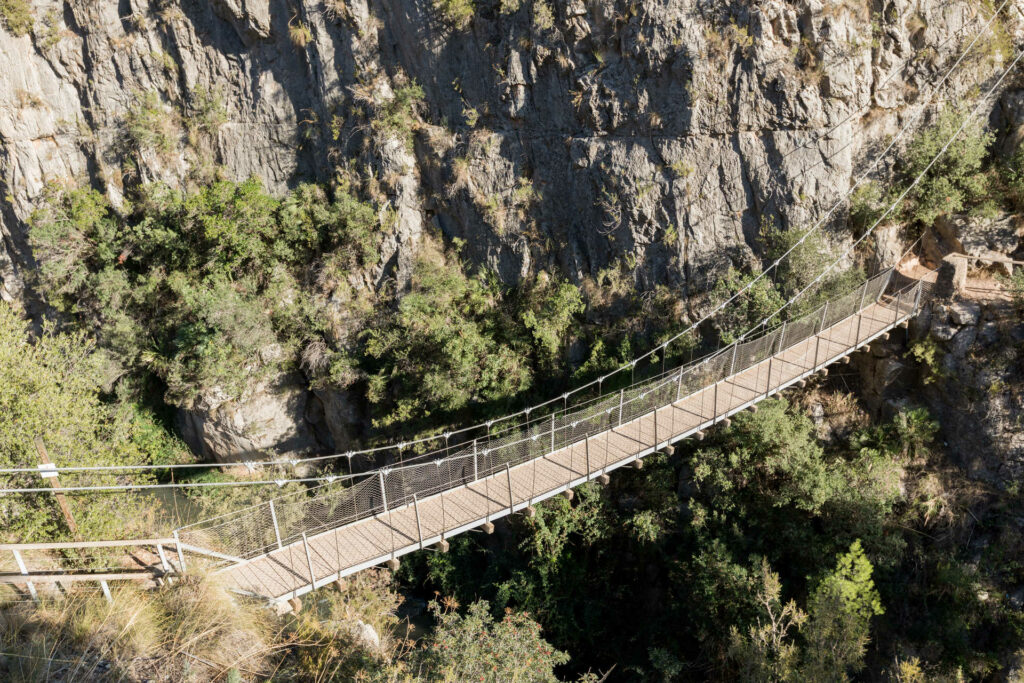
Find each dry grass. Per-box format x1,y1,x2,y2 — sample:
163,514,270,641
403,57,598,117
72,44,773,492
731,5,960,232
0,572,280,682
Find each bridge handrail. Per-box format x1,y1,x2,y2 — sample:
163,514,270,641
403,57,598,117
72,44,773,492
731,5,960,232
177,269,933,560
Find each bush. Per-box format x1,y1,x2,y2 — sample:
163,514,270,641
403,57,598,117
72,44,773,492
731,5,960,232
902,106,994,226
416,599,568,682
29,179,382,407
433,0,474,30
0,303,161,542
124,91,180,157
0,0,32,37
363,244,532,429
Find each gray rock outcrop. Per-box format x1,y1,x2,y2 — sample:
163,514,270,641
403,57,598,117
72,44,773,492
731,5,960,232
1,0,1022,459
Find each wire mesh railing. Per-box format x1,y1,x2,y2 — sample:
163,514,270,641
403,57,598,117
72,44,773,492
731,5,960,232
177,269,934,563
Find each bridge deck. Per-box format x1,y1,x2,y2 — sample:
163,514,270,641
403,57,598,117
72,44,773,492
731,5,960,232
221,297,907,603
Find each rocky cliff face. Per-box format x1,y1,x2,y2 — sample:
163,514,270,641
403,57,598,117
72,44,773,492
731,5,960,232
1,0,1020,459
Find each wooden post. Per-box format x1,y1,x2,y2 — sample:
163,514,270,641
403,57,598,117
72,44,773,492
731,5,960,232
269,500,283,549
34,437,79,538
12,550,36,600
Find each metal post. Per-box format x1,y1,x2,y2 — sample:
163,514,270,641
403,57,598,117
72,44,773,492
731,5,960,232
413,495,424,550
778,321,787,353
765,357,773,399
301,532,316,587
913,281,922,313
729,343,738,377
156,544,172,583
334,527,342,572
269,500,283,549
173,530,186,572
585,436,591,475
506,463,514,513
618,389,624,425
550,413,556,452
12,550,36,600
894,290,902,325
879,267,895,300
654,405,658,448
378,470,388,512
472,439,479,481
440,491,447,541
676,369,684,401
814,301,829,368
100,580,112,603
531,456,538,505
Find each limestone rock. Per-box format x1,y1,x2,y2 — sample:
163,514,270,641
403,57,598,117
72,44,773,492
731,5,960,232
177,372,319,462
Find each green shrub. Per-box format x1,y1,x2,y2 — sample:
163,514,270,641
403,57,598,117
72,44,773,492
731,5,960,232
29,178,382,407
433,0,475,30
902,106,994,226
363,246,532,429
0,303,158,542
372,82,424,150
125,91,180,157
0,0,32,37
415,600,568,682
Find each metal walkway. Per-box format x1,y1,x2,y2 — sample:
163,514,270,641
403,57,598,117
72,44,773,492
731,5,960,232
173,269,933,604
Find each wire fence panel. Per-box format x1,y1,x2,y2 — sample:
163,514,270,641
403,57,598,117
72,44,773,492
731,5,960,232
179,268,937,566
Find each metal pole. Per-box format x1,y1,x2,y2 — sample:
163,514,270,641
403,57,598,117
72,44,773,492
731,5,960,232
879,267,895,300
913,281,922,313
378,470,388,512
585,436,591,475
618,389,624,425
506,463,514,513
472,439,479,481
269,500,282,549
713,381,719,424
765,357,773,399
676,369,684,401
156,544,172,584
550,413,556,452
778,321,787,353
440,491,447,541
531,456,538,505
654,405,658,448
413,494,424,550
894,290,901,325
173,530,186,572
301,532,315,587
100,580,112,603
12,550,36,600
814,301,829,368
729,343,738,377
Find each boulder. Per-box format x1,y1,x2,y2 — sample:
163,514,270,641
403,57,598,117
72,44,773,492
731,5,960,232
177,372,320,462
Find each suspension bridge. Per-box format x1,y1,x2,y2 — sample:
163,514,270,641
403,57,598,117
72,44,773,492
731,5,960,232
1,0,1017,608
170,269,933,605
